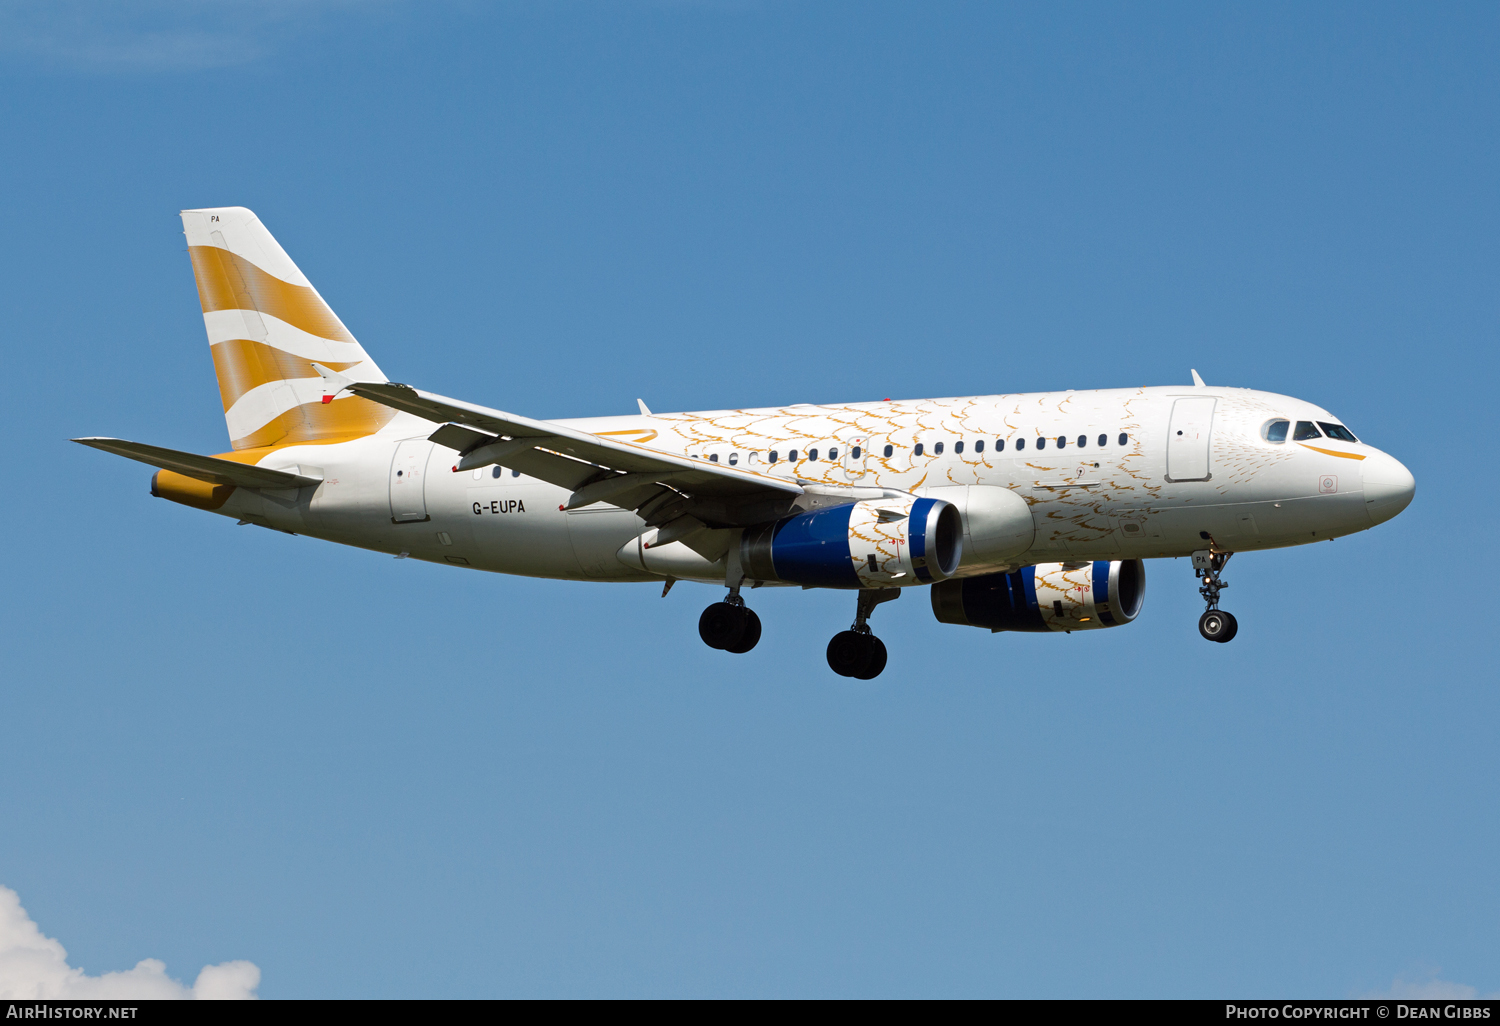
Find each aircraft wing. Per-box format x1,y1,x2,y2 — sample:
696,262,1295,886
349,382,802,527
72,437,321,489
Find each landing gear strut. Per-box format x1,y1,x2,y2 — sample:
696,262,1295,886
699,567,762,656
827,589,899,679
1193,547,1238,643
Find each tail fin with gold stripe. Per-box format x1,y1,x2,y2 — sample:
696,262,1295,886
181,206,395,451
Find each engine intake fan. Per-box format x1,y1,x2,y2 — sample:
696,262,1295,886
931,559,1146,632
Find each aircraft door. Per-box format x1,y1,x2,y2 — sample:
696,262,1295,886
840,434,868,482
389,439,433,522
1166,397,1216,482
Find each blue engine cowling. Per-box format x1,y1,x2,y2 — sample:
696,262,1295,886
740,497,962,589
930,559,1146,632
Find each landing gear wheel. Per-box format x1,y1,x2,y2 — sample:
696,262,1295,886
826,630,887,679
699,602,759,653
1198,609,1238,643
854,636,887,679
724,608,761,654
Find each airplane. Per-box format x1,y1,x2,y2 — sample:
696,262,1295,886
75,207,1416,679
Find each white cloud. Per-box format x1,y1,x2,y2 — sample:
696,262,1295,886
1361,970,1498,1001
0,885,258,1000
0,0,399,73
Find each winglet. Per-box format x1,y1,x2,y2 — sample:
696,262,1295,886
637,399,652,416
1190,369,1206,387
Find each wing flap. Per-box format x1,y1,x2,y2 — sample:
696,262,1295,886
426,422,494,454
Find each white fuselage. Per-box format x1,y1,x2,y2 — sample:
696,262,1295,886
205,385,1409,583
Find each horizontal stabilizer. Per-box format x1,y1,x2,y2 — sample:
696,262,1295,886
72,437,321,489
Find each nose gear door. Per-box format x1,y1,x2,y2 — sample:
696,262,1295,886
1166,397,1216,482
389,439,433,522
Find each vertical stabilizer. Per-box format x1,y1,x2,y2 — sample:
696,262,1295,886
181,206,394,451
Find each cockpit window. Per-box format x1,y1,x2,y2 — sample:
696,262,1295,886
1318,422,1358,443
1293,421,1322,441
1262,419,1289,443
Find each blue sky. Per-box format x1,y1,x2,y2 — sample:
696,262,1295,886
0,0,1495,999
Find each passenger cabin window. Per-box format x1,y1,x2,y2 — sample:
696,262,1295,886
914,443,924,456
1077,435,1086,448
1097,434,1107,447
1293,421,1322,441
709,453,719,462
827,447,838,461
1319,422,1358,443
749,452,759,463
808,448,819,461
1117,433,1128,446
934,441,944,455
512,469,520,477
851,446,861,459
1036,437,1046,450
491,467,502,479
974,440,984,453
954,440,964,454
728,453,738,465
1015,438,1024,451
996,439,1005,451
1262,419,1289,443
769,451,779,463
1056,436,1067,449
883,444,894,458
788,449,799,461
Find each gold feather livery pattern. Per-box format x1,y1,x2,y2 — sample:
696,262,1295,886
181,207,394,451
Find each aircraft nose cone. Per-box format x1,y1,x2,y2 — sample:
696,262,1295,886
1362,451,1415,526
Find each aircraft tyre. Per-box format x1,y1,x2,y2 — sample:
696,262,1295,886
1198,610,1238,643
724,608,762,654
826,630,887,679
700,602,757,652
858,636,888,679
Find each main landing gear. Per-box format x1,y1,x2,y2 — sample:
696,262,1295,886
699,594,761,654
1193,547,1238,643
827,589,900,679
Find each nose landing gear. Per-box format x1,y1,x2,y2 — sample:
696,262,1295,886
827,589,899,679
1193,547,1238,643
1198,608,1237,642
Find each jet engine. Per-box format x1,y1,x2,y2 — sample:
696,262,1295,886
930,559,1146,632
923,485,1036,572
740,496,962,589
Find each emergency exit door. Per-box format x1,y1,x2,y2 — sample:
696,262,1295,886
840,434,868,481
1166,397,1216,482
